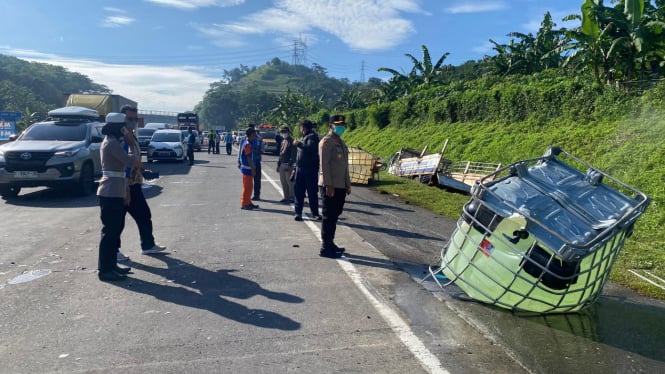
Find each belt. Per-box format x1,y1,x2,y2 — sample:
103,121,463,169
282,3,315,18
102,171,127,178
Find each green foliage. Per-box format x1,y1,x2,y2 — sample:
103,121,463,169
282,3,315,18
342,77,665,299
366,103,391,129
199,59,383,130
0,54,108,119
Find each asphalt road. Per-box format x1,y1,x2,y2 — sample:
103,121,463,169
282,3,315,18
1,149,663,373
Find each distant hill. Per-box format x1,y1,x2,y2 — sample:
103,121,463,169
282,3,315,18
196,58,374,130
0,54,109,124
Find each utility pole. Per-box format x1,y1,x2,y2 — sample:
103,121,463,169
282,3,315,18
360,60,366,83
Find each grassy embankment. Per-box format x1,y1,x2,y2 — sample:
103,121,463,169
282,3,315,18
340,83,665,300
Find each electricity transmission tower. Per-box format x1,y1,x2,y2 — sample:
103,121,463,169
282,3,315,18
291,34,307,66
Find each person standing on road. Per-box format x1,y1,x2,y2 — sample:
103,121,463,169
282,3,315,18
186,127,196,165
224,132,233,155
277,125,296,203
293,119,321,222
239,127,259,210
249,124,263,201
118,105,166,260
215,131,221,154
208,130,216,154
97,113,139,281
318,115,350,258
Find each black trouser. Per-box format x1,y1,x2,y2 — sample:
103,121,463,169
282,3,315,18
124,184,155,250
208,141,214,154
215,141,220,154
99,197,125,272
253,163,262,198
226,142,232,155
320,187,346,251
187,146,194,164
294,167,319,216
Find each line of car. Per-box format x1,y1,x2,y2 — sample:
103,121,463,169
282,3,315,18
0,107,203,199
0,106,283,199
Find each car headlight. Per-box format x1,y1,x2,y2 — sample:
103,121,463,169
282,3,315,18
175,146,183,156
54,148,82,157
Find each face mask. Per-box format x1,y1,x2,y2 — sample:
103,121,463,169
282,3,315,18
333,125,346,136
126,120,138,130
281,132,288,137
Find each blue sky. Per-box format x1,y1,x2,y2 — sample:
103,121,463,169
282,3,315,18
1,0,582,112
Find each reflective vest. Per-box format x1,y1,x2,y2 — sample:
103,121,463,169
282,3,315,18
239,139,254,176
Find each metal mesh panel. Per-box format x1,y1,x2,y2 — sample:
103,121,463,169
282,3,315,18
429,147,650,314
348,147,381,185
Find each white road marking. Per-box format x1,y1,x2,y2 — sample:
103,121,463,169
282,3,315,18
628,269,665,291
264,169,448,374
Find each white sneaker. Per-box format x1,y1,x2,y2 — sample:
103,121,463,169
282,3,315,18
117,251,130,262
142,244,167,255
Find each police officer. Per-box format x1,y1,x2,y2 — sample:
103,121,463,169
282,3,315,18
293,120,321,221
277,125,296,203
318,115,350,258
97,113,140,281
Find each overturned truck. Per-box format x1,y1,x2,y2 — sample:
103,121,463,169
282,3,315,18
388,139,501,193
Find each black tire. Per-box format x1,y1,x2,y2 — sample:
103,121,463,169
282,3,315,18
0,185,21,199
419,174,432,184
76,162,95,196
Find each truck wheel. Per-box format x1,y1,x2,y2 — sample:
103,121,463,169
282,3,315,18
419,175,432,184
76,163,95,196
0,185,21,199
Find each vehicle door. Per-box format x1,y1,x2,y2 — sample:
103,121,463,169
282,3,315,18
89,125,104,174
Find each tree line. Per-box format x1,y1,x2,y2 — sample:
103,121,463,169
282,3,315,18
2,1,663,133
197,0,664,130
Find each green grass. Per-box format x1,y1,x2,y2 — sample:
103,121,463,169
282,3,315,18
347,110,665,300
371,172,469,218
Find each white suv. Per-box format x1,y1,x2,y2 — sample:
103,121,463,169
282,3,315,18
0,106,104,198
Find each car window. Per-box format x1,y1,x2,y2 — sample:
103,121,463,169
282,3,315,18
21,123,87,141
92,126,103,138
138,128,157,136
152,132,181,142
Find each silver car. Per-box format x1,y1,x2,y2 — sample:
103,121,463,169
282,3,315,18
0,106,104,198
137,127,157,153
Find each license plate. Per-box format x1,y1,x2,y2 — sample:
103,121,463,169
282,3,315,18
158,152,171,157
14,171,37,178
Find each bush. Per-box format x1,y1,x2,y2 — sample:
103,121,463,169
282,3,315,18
367,103,391,129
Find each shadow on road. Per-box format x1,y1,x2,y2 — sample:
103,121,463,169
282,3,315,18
2,184,164,208
344,198,414,213
342,221,444,241
118,254,303,331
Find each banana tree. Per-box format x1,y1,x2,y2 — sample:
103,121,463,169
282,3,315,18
378,45,450,94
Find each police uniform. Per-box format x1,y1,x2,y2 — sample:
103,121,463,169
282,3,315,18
318,119,350,257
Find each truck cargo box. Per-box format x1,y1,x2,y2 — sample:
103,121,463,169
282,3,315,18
64,94,137,118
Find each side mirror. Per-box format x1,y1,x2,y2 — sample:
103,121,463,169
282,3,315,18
91,136,103,143
8,134,18,142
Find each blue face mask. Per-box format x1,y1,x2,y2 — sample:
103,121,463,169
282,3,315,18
333,125,346,136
